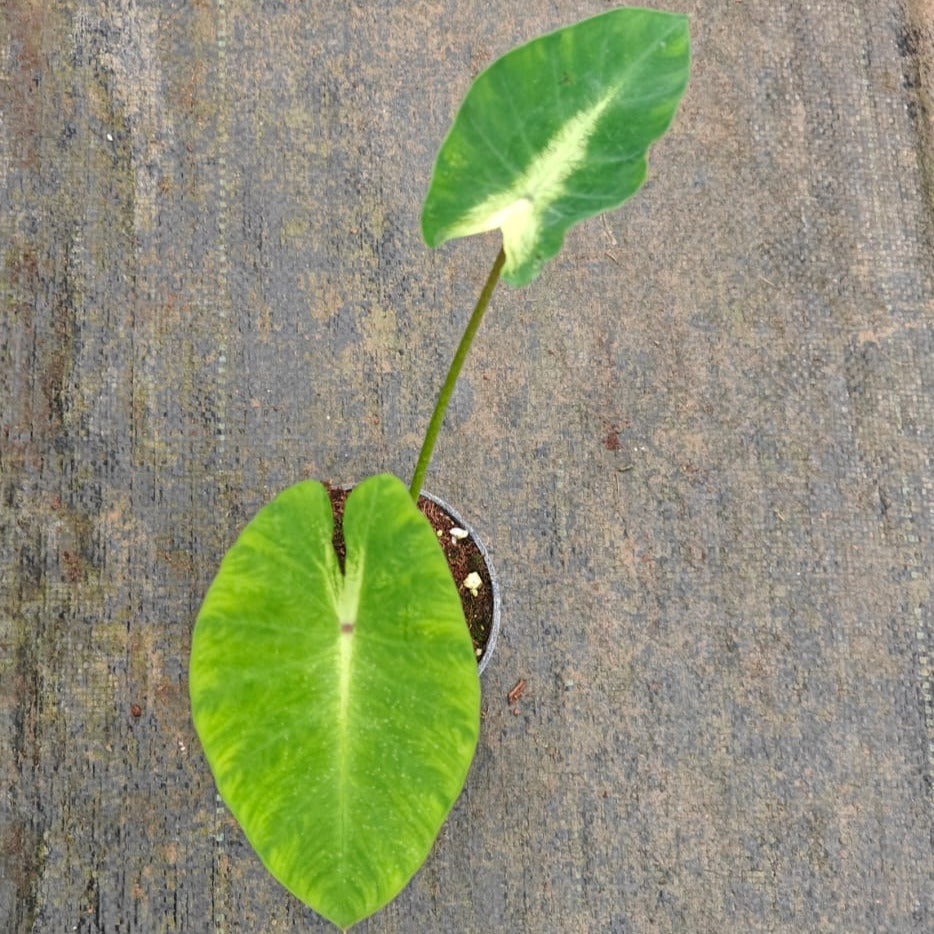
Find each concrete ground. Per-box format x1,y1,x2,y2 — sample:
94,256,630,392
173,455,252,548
2,1,932,931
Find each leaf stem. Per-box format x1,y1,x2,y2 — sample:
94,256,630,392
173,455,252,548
409,246,506,500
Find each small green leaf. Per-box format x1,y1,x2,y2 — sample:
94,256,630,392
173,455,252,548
190,474,480,930
422,7,690,286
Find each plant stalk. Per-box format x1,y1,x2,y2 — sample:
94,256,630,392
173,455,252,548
409,246,506,500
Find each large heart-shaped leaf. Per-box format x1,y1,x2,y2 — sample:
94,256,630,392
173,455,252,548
189,474,480,930
422,7,690,286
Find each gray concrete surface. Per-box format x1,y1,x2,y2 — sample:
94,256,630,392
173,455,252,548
2,1,932,931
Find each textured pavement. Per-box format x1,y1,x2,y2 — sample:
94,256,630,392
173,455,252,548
2,2,933,931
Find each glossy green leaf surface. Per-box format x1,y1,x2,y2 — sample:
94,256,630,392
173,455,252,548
422,7,690,286
189,474,480,930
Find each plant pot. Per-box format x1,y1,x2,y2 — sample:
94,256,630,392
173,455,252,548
418,489,500,675
327,484,500,674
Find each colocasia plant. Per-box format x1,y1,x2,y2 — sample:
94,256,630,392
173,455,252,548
190,7,690,931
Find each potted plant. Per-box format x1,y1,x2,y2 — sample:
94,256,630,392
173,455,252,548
189,7,690,931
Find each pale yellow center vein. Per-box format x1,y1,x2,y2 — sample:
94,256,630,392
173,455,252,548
444,83,618,253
